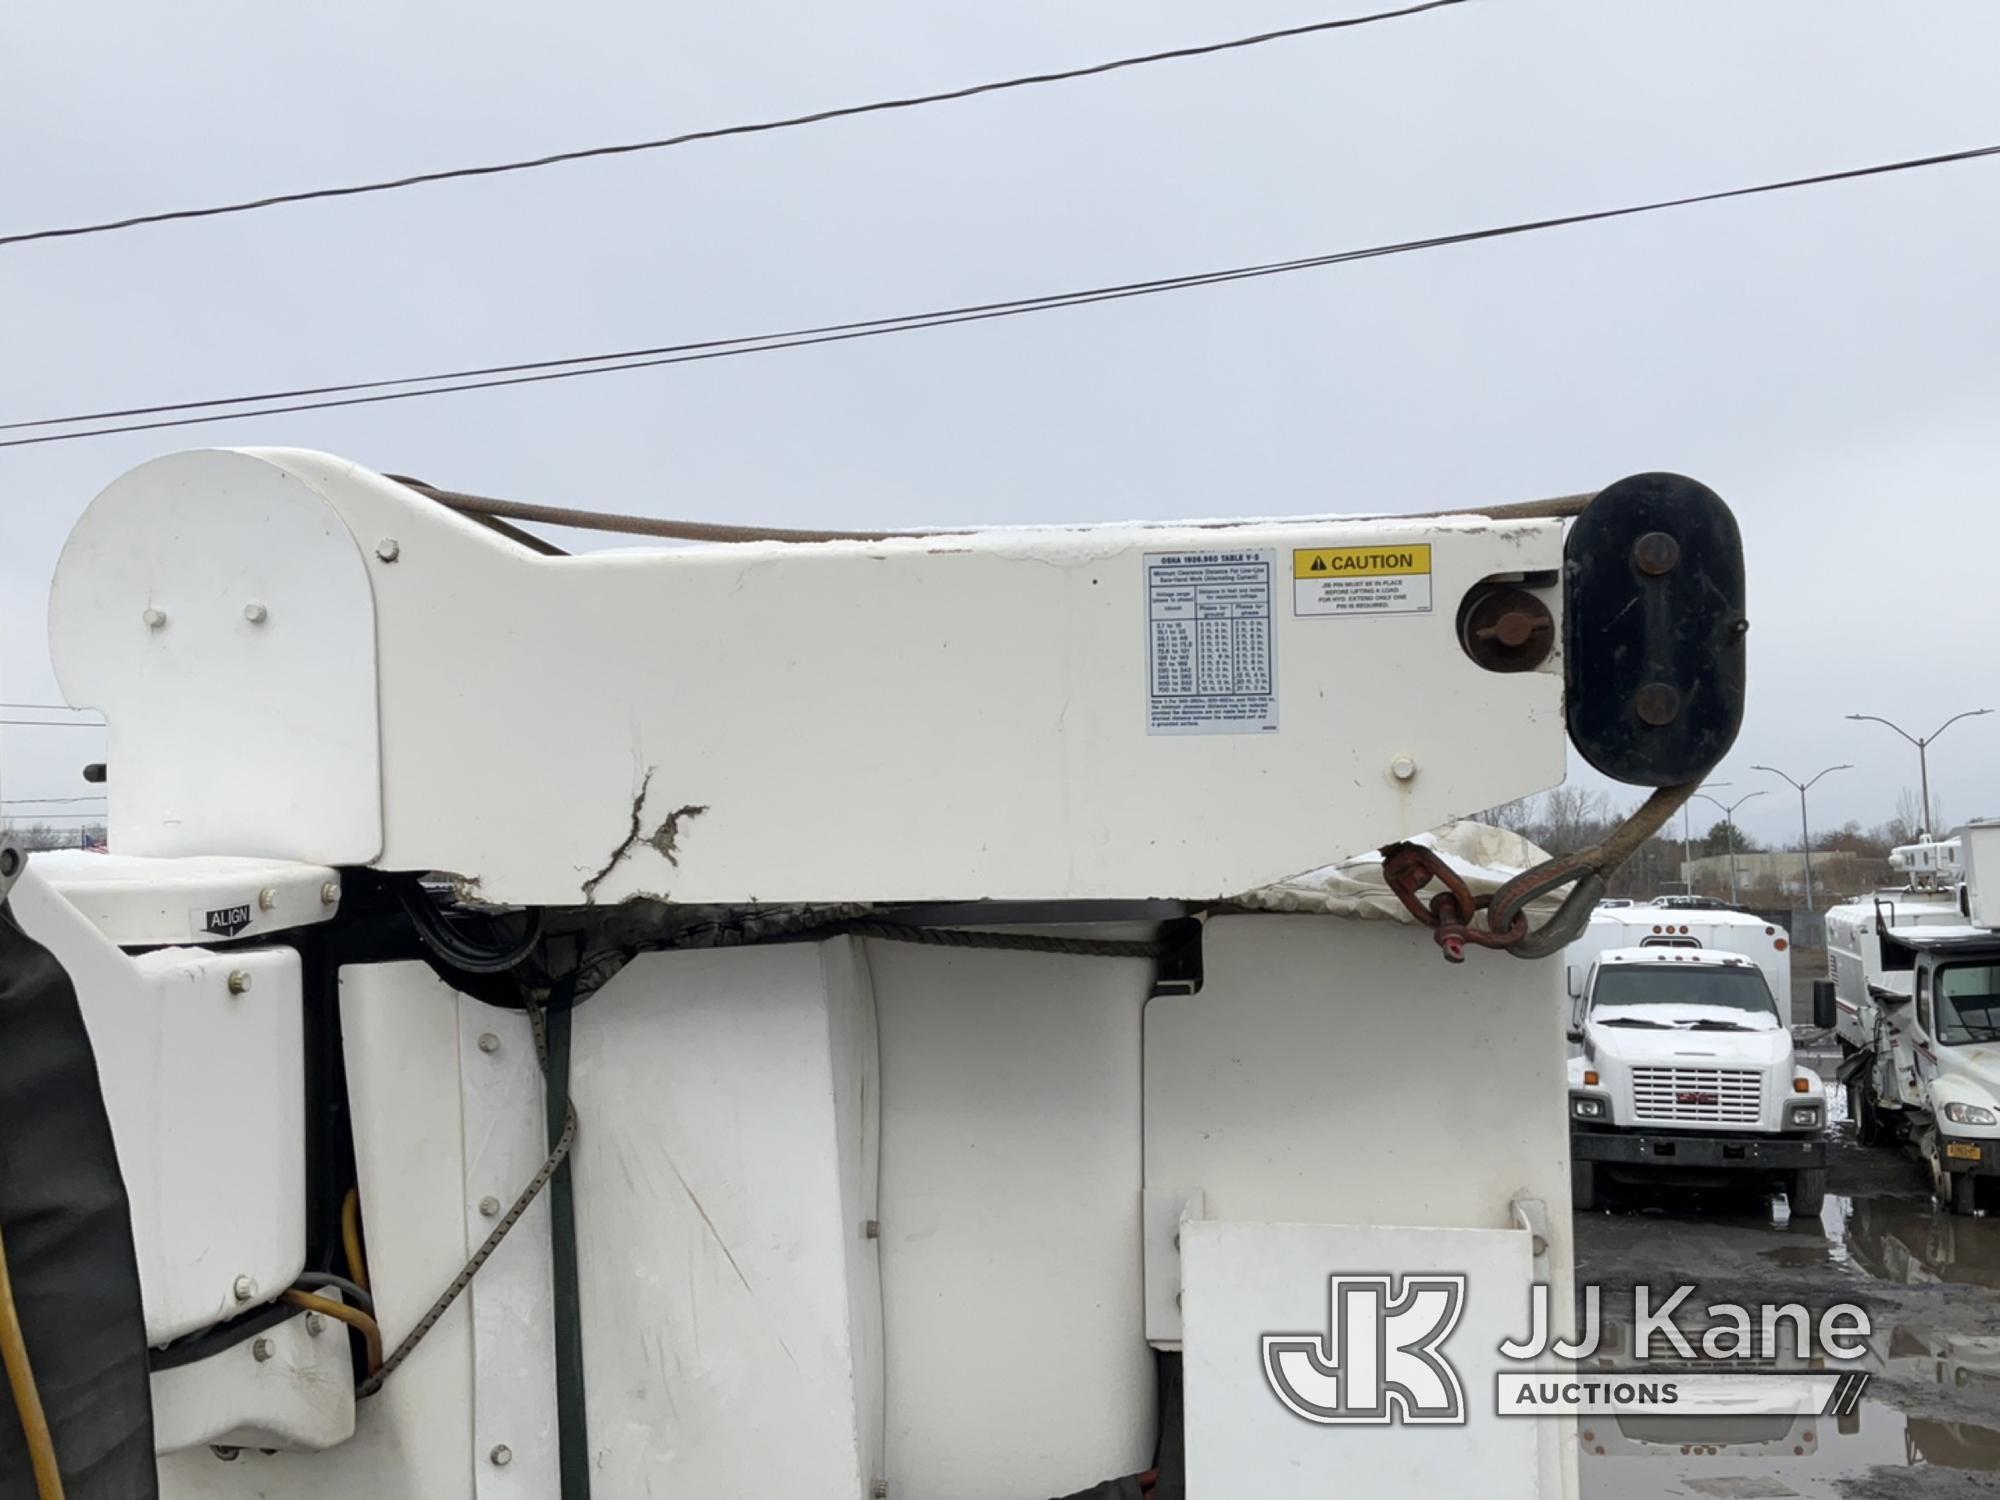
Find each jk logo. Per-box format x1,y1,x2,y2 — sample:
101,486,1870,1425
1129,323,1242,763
1262,1274,1467,1425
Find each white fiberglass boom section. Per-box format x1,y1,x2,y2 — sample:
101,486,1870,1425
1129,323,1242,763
49,448,1567,903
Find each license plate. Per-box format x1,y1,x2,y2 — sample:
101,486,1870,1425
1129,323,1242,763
1947,1142,1983,1161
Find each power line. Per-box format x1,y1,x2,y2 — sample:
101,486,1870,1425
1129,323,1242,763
1,796,105,806
5,138,1998,450
0,1,1465,250
0,720,106,730
0,703,97,714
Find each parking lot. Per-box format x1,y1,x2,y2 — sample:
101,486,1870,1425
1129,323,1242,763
1576,1080,2000,1496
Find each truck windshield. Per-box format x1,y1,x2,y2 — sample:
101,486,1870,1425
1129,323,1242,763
1936,963,2000,1046
1591,966,1776,1018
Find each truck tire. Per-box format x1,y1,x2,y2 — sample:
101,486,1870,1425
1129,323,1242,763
1852,1081,1887,1147
1572,1159,1600,1213
1949,1170,1979,1217
1789,1167,1826,1219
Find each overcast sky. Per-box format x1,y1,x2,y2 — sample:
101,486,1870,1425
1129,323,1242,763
4,0,1997,849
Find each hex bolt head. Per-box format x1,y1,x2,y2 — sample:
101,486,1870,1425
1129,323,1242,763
243,602,268,624
252,1337,275,1362
227,970,253,995
478,1195,502,1218
305,1312,326,1336
376,538,402,563
319,880,341,906
142,607,168,629
232,1274,256,1303
258,887,278,911
477,1032,501,1054
1390,755,1418,782
489,1445,513,1467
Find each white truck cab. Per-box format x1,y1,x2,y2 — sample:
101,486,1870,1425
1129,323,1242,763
1567,945,1826,1213
1826,822,2000,1213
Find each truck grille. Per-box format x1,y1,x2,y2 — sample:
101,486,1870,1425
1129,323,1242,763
1630,1067,1762,1125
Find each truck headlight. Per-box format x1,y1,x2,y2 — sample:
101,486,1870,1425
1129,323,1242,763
1570,1093,1606,1121
1788,1103,1824,1129
1943,1102,1999,1127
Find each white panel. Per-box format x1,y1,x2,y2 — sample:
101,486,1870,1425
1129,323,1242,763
151,1301,355,1455
1181,1222,1538,1499
8,867,304,1344
161,961,485,1499
460,1004,560,1497
870,935,1155,1498
1143,1187,1204,1347
48,447,382,863
30,851,338,946
569,940,879,1496
50,449,1565,901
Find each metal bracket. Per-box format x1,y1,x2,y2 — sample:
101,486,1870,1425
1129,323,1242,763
1143,1187,1205,1347
1511,1194,1552,1282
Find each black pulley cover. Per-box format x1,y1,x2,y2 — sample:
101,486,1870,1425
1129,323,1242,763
1564,472,1746,786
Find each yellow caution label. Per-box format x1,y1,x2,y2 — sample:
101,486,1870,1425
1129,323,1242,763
1292,544,1432,580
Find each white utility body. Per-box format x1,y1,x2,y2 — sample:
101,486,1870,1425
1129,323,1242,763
0,449,1755,1500
1565,905,1825,1213
1825,824,2000,1214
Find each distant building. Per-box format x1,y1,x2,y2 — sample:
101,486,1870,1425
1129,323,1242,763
1679,850,1814,894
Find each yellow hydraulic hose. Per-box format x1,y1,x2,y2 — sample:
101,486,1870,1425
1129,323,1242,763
0,1223,63,1499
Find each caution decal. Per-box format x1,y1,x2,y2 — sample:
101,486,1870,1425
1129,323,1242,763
1292,543,1432,616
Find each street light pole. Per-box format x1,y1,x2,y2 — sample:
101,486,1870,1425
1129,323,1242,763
1751,764,1850,911
1681,781,1729,895
1691,790,1767,904
1846,708,1994,838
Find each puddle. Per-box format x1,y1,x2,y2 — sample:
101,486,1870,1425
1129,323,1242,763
1765,1192,2000,1291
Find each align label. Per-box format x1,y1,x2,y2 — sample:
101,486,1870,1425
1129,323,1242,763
1293,544,1432,617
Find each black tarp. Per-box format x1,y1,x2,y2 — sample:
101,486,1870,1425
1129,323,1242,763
0,905,155,1498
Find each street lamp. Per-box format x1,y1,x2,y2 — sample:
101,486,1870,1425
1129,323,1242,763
1679,781,1728,895
1752,764,1850,912
1690,789,1767,904
1845,708,1993,839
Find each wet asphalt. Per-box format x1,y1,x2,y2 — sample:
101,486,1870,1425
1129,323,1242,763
1574,1103,2000,1498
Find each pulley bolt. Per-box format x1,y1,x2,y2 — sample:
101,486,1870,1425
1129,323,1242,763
228,970,253,995
244,602,268,624
305,1312,326,1336
143,607,168,629
478,1032,501,1054
479,1195,501,1218
252,1337,275,1362
376,538,401,563
1634,682,1683,727
1632,531,1682,576
232,1275,256,1302
489,1445,513,1467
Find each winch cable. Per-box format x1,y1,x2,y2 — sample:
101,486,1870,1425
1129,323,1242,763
1383,780,1703,963
0,1225,62,1500
357,982,578,1400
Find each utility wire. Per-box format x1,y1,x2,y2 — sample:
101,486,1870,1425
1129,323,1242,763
5,138,1998,450
0,1,1466,249
0,797,105,806
0,720,106,729
0,704,97,714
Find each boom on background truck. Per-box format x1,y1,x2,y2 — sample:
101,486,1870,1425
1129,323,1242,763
0,454,1750,1499
1825,824,2000,1214
1565,904,1825,1213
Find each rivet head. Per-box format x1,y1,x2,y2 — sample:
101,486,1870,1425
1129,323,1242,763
478,1032,501,1054
489,1445,512,1467
376,538,401,563
1632,530,1682,577
252,1337,275,1362
479,1195,501,1218
1390,755,1418,782
142,607,168,629
1634,681,1683,727
243,602,268,624
258,887,278,911
232,1274,256,1303
305,1312,326,1336
228,970,253,995
320,880,340,906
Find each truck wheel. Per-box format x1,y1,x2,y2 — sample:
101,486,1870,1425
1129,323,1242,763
1852,1082,1885,1146
1572,1160,1600,1213
1789,1167,1827,1219
1949,1171,1979,1217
